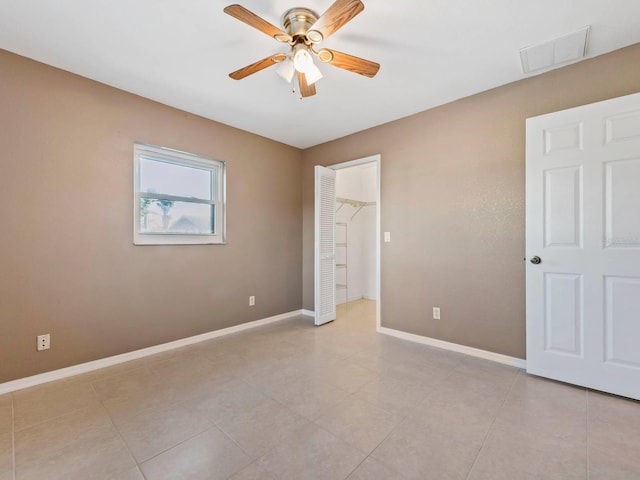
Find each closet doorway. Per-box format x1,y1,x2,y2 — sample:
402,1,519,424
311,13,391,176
314,154,381,329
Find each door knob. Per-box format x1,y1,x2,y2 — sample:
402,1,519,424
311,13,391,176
530,256,542,264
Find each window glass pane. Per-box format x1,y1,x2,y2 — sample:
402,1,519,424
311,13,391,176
139,156,212,200
139,198,215,235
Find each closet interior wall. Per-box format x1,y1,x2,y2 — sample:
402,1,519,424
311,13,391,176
335,163,377,305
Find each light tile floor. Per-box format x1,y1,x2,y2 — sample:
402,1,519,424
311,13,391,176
1,299,639,479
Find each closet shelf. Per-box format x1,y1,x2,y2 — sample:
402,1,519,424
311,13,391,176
336,197,376,219
335,222,348,302
336,197,375,208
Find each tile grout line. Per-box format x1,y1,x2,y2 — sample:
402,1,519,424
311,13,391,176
227,351,395,478
205,375,314,464
212,420,257,461
253,374,353,423
93,378,147,477
96,370,226,473
300,388,408,480
138,423,232,468
319,387,423,480
87,375,166,480
99,402,143,477
224,458,269,480
213,416,304,479
209,421,257,465
137,465,147,480
464,367,522,480
11,379,105,434
346,418,409,480
340,455,369,480
11,406,91,435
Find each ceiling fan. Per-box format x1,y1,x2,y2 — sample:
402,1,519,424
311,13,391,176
224,0,380,98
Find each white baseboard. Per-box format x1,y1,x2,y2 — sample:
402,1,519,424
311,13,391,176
363,295,377,301
377,326,526,369
0,309,304,395
301,309,315,317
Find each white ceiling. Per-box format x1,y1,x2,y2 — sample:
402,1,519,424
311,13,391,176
1,1,640,148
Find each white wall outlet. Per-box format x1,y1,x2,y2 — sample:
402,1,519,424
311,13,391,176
433,307,441,320
384,231,391,243
249,295,255,306
37,334,50,351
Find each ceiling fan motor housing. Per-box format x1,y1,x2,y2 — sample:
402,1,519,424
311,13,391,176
282,8,319,41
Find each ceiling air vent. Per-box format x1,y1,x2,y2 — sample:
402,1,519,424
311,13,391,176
520,26,590,74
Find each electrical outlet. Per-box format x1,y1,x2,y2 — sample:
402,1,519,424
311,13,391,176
249,295,255,306
37,334,50,351
433,307,441,320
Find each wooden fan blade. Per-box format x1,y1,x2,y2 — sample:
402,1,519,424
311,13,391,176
229,56,277,80
297,71,316,98
307,0,364,42
224,4,292,42
320,49,380,78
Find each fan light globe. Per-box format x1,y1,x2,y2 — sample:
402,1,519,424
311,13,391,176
304,63,323,85
292,45,323,85
276,58,295,83
293,46,314,73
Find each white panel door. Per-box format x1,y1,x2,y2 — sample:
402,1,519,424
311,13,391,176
526,92,640,400
315,166,336,326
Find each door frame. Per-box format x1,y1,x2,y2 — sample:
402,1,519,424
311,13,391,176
326,154,382,330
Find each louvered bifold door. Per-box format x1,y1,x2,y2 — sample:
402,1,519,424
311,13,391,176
314,166,337,325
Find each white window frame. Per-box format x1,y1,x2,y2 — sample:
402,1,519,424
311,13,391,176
133,142,226,245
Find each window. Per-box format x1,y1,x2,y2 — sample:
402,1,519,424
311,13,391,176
133,143,226,245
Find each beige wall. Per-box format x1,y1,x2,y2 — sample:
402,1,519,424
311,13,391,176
3,43,640,384
0,50,302,383
302,43,640,359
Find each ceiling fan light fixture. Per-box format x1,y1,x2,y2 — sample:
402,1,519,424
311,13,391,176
293,45,314,73
224,1,379,98
276,58,295,83
304,62,323,85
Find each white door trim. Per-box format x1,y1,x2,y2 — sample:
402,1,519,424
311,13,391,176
328,154,382,330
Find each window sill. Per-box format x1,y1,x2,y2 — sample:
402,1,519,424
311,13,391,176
133,234,226,246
